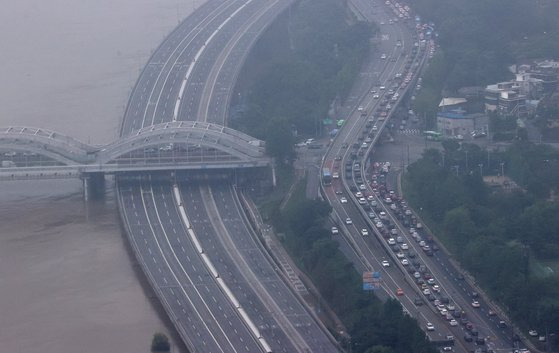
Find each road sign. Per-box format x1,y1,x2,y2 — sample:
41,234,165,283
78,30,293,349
363,271,381,291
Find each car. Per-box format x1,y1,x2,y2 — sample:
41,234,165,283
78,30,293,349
401,259,409,266
426,322,435,331
449,319,458,327
423,288,431,295
359,184,367,190
432,285,440,292
529,330,538,337
413,271,421,279
442,347,453,352
488,310,496,316
361,228,369,236
401,243,409,250
440,309,448,316
381,54,387,59
358,197,367,205
381,260,390,267
396,252,405,259
345,218,352,225
387,238,396,245
373,94,380,99
498,320,507,328
379,85,386,90
471,301,481,308
335,190,343,195
358,105,364,111
427,278,435,285
396,288,404,296
355,192,363,198
332,172,339,179
340,197,347,203
331,227,339,235
376,221,384,228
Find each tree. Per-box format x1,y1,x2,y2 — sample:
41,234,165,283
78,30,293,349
151,332,171,352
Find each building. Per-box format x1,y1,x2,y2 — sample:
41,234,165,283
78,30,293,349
436,108,488,138
484,82,527,117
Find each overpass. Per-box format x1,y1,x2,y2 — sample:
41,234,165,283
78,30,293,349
0,122,270,181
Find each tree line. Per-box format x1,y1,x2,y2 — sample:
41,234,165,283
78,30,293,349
232,0,374,164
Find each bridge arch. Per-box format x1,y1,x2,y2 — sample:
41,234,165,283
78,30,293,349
97,121,266,165
0,126,97,165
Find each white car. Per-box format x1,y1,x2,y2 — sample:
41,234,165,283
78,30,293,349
373,94,380,99
332,172,339,179
359,184,367,190
375,222,384,228
381,260,390,267
355,191,363,198
449,319,458,327
423,288,431,295
361,228,369,236
387,238,396,245
345,218,352,225
381,54,387,59
396,252,405,259
358,197,367,205
471,301,480,308
432,285,440,292
401,243,409,250
401,259,409,266
331,226,339,235
358,105,364,111
340,197,347,203
426,322,435,331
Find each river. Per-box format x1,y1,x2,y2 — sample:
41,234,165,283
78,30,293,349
0,1,201,352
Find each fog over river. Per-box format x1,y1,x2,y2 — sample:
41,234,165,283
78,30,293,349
0,1,202,352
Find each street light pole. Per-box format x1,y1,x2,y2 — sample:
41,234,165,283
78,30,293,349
478,163,483,176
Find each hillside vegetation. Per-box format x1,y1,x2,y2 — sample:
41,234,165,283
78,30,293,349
404,141,559,349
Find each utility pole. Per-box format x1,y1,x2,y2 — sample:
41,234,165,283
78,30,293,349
478,163,483,176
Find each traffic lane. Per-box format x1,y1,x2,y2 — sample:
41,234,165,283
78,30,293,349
325,185,448,334
178,182,299,353
176,2,263,122
142,181,261,353
122,0,238,134
213,184,340,353
118,183,227,353
129,0,263,130
371,192,507,347
202,0,292,124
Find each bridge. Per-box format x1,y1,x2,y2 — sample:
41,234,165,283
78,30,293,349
0,121,270,181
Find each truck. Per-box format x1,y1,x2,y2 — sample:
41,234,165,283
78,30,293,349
322,168,332,185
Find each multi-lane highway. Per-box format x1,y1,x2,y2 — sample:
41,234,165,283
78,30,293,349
320,1,522,353
117,0,340,352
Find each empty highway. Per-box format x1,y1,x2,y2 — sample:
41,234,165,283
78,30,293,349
117,0,339,352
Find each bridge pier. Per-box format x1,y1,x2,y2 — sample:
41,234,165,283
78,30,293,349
82,172,105,201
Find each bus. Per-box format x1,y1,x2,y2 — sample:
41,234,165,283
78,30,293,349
423,130,442,141
322,168,332,185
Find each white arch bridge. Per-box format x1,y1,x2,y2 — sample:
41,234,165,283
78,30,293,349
0,122,271,181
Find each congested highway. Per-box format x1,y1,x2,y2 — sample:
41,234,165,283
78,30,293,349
117,0,340,352
320,1,521,353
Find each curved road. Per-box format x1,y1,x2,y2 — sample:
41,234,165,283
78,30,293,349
117,0,339,352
